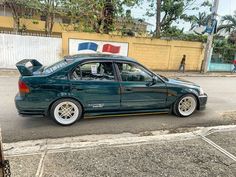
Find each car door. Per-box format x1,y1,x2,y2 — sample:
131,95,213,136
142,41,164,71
70,60,121,112
115,62,167,110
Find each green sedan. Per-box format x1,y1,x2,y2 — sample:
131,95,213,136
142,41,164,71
15,54,207,125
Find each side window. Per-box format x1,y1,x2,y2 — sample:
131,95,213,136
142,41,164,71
71,62,115,81
117,63,153,82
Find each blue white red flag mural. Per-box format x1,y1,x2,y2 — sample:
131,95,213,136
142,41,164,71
102,44,120,54
78,42,98,52
69,39,128,56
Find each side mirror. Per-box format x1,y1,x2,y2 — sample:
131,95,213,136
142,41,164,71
152,76,158,84
146,76,158,86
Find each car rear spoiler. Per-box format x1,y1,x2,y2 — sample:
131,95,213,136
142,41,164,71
16,59,43,76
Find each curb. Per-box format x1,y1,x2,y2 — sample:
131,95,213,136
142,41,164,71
3,125,236,157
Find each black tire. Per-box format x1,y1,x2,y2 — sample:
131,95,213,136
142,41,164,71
173,94,197,117
50,98,83,126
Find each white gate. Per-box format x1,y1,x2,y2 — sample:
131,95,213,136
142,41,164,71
0,34,62,69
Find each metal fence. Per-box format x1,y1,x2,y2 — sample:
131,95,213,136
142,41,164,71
0,30,61,38
211,47,236,64
0,33,62,69
209,47,236,72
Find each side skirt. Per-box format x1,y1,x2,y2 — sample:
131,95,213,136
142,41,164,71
84,108,170,119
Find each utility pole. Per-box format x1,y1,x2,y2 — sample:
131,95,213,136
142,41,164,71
155,0,161,38
202,0,219,73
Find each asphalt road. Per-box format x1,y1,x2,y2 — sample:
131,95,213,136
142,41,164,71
0,76,236,143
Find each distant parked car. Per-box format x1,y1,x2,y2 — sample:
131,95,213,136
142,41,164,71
15,54,207,125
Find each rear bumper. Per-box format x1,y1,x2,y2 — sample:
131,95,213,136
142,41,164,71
198,93,208,110
15,93,46,116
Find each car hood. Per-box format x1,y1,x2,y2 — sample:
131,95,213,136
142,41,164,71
166,78,200,88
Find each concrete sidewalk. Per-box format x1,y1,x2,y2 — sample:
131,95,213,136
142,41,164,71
1,69,236,78
3,125,236,177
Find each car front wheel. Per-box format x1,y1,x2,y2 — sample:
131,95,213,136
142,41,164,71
173,94,197,117
50,99,83,125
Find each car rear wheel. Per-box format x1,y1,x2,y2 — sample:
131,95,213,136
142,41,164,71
173,94,197,117
50,99,83,125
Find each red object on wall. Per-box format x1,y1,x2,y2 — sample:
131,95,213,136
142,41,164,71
102,44,120,54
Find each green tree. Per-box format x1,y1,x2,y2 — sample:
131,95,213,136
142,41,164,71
218,12,236,46
147,0,211,37
3,0,37,33
229,31,236,44
36,0,63,35
5,0,65,35
62,0,140,34
218,11,236,34
61,0,91,31
187,12,211,30
212,37,236,63
147,0,186,37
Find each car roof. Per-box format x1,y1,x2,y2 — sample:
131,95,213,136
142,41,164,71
64,53,136,63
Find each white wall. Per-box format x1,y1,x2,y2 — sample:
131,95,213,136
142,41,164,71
0,34,62,69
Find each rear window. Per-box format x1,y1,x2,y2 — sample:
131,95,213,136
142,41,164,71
43,60,68,74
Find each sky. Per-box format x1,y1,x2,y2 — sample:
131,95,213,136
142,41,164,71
129,0,236,32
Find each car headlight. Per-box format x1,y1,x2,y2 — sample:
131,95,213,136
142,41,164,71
199,87,204,95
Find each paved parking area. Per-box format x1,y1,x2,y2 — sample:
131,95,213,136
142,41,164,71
5,127,236,177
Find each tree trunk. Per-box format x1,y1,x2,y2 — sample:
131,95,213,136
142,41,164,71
93,19,101,33
155,0,161,38
44,15,49,35
103,0,114,34
13,16,20,34
45,14,54,36
49,14,54,35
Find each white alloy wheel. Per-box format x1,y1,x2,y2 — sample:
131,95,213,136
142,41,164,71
178,96,197,116
53,101,80,125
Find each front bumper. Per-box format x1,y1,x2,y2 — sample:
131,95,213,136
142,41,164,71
198,93,208,110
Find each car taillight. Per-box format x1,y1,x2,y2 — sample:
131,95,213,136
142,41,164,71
19,80,30,93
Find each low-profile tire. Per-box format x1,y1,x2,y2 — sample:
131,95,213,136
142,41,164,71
50,98,83,126
173,94,197,117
